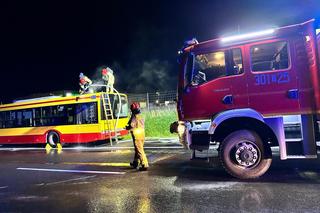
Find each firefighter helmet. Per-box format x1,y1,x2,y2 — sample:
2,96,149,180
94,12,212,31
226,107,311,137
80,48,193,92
80,78,86,84
130,102,141,114
101,68,108,75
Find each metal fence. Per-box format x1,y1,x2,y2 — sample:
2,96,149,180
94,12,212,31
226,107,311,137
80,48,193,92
127,90,177,111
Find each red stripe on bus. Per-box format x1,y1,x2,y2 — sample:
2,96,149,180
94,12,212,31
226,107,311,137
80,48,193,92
0,96,98,110
0,130,129,144
0,135,43,144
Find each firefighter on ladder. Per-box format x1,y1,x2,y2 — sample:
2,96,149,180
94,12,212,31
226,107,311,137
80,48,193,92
101,67,115,93
126,102,149,171
79,73,92,94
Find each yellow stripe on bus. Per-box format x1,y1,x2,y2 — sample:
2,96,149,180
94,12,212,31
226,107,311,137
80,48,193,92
0,118,129,136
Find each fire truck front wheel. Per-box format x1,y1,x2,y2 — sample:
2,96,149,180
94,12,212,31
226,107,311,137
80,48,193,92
219,130,272,179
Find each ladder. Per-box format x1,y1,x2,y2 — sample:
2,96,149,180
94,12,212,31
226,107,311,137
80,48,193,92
101,92,118,146
84,83,123,146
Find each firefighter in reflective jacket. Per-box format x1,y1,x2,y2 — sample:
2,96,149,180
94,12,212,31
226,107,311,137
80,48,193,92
79,73,92,94
101,67,115,93
126,102,149,171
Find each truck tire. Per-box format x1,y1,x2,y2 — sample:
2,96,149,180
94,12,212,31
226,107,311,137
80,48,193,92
219,130,272,179
47,131,60,148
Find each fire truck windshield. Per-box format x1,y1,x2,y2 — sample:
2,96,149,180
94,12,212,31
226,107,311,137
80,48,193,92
184,49,243,87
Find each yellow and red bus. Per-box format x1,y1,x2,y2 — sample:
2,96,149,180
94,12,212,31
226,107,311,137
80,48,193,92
0,92,129,146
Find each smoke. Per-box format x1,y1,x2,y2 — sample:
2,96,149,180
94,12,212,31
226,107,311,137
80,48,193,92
111,25,177,93
89,65,107,92
133,60,172,92
77,65,111,93
82,59,175,94
83,24,178,94
111,59,175,93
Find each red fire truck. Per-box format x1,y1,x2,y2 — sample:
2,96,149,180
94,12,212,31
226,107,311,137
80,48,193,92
171,19,320,179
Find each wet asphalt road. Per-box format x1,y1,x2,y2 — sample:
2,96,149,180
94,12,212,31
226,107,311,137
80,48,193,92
1,140,320,213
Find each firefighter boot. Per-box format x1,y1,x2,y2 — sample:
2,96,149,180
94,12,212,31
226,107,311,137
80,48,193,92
130,161,139,169
139,165,148,171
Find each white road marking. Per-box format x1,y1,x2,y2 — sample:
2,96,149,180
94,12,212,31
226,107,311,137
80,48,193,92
150,154,177,164
0,186,8,189
13,195,49,201
0,146,183,151
17,167,126,175
43,175,96,186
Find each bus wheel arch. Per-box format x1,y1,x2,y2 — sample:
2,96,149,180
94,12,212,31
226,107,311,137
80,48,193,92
46,130,61,148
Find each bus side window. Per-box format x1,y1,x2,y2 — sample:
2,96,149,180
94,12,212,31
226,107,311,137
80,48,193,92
34,108,42,126
41,107,49,126
16,111,23,127
5,111,16,128
22,110,33,127
52,106,62,125
66,105,75,124
0,112,4,128
76,103,97,124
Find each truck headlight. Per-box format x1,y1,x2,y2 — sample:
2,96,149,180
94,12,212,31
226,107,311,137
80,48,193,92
177,123,186,135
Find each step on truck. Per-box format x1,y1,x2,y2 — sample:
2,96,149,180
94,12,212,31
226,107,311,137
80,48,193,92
170,19,320,179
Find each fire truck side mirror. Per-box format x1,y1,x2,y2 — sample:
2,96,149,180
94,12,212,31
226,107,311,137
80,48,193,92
177,51,186,64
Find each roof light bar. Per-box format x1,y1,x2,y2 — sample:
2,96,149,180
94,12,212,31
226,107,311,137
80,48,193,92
221,29,275,43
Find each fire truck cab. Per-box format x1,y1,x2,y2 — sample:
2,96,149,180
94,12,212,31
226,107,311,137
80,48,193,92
171,19,320,179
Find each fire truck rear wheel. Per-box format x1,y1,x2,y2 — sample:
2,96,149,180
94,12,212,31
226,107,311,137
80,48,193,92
47,131,61,148
219,130,272,179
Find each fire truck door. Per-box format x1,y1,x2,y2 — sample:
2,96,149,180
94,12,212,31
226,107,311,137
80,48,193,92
182,49,248,119
181,51,234,119
227,48,248,109
247,40,299,116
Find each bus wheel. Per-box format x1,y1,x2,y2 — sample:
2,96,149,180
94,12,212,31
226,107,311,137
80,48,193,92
219,130,272,179
47,131,60,148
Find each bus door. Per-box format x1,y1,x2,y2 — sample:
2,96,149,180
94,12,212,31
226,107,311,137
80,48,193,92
246,40,299,116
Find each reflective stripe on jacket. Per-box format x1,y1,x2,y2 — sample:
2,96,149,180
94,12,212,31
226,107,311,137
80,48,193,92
131,114,145,140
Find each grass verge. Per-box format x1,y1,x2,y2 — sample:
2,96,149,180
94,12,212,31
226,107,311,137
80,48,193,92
143,108,178,138
119,108,178,139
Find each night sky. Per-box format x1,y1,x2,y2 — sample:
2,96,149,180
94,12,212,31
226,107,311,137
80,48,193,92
1,0,320,103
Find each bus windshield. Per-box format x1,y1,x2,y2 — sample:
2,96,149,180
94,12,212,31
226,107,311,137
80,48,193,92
112,95,128,118
101,94,129,119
